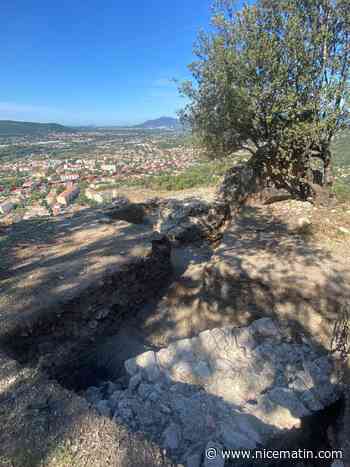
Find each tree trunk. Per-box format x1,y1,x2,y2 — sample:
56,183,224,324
251,143,335,205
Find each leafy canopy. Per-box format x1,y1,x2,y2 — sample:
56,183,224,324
180,0,350,164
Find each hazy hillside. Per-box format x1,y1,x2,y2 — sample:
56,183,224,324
0,120,73,137
332,129,350,168
134,117,181,130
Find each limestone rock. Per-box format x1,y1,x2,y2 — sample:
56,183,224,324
117,399,134,420
219,421,257,449
186,452,202,467
108,202,145,224
103,381,119,396
124,357,138,376
216,163,255,206
137,382,153,400
125,350,161,382
297,217,312,228
84,319,340,466
95,400,111,418
163,422,181,450
267,387,310,417
128,372,142,392
155,198,229,244
109,390,124,409
245,394,302,432
148,391,160,403
250,317,282,339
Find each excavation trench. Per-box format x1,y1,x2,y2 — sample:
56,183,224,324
0,231,345,465
0,235,173,389
0,235,213,392
0,192,225,391
250,398,345,467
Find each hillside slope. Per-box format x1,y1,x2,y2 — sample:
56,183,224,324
332,129,350,168
0,120,73,137
134,116,181,130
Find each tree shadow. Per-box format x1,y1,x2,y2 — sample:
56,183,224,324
0,201,349,466
0,203,163,338
132,204,350,353
0,318,342,467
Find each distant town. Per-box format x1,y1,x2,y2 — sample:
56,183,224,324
0,122,201,222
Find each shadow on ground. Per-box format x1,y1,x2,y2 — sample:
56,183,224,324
0,202,349,466
131,205,350,350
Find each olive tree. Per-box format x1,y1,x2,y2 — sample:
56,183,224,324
180,0,350,200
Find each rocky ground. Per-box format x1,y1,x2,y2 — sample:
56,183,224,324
82,318,340,466
0,179,349,466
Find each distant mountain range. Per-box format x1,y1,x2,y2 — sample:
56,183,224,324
0,120,73,137
0,117,183,137
134,117,182,130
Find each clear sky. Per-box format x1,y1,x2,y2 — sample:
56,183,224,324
0,0,214,125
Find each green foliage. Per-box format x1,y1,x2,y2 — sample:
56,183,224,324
129,159,234,191
143,170,216,191
56,185,65,195
0,176,25,193
91,159,235,192
76,191,98,207
331,129,350,202
332,130,350,168
12,204,26,216
180,0,350,196
332,180,350,203
78,179,89,191
28,191,45,205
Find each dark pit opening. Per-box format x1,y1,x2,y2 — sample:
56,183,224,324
48,334,345,467
2,315,346,467
53,361,113,392
48,338,125,392
0,234,345,466
251,397,345,467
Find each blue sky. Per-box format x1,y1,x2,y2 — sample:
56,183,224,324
0,0,215,125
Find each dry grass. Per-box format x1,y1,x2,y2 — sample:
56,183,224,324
307,205,350,252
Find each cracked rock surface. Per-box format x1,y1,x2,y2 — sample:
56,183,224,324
154,198,229,244
83,318,340,466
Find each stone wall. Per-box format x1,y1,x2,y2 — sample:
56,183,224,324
154,198,230,244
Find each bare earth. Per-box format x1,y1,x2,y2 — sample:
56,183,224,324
1,187,350,466
115,200,350,354
0,186,217,338
86,197,350,378
0,208,154,338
